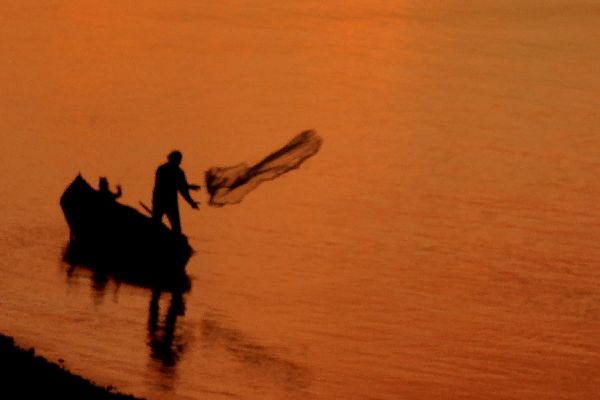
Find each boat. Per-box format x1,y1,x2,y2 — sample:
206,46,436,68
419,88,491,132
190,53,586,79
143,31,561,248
60,175,192,291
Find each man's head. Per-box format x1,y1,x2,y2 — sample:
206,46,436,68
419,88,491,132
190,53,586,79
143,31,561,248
167,150,183,166
98,177,109,191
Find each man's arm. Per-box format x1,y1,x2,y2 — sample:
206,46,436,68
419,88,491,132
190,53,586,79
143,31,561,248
178,170,199,209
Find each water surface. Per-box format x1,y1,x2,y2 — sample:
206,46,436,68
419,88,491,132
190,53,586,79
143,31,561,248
1,1,599,399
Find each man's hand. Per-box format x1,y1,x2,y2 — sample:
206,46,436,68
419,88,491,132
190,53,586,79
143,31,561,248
188,184,201,191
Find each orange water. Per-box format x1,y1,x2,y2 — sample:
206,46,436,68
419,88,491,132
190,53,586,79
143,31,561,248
1,1,599,399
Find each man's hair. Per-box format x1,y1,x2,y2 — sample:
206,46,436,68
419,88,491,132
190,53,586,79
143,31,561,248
98,177,109,189
168,150,182,163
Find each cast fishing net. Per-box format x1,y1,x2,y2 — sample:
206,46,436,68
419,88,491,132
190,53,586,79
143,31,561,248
205,130,323,206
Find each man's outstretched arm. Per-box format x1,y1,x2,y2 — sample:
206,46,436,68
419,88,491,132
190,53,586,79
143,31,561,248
178,171,199,209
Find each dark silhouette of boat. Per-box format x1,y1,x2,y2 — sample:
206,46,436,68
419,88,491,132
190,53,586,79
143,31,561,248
60,175,192,291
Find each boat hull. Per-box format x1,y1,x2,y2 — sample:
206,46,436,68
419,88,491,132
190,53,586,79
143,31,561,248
60,175,192,290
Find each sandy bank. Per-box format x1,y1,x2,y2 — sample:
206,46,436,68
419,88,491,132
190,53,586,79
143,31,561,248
0,334,143,399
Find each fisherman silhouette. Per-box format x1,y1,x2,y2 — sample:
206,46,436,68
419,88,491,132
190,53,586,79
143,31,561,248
98,177,122,202
152,151,199,235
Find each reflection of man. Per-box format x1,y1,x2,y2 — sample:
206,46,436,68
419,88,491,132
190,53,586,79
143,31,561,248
148,289,186,368
152,151,199,234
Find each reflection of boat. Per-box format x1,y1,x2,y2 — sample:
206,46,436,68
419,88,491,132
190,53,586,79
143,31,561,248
60,175,192,291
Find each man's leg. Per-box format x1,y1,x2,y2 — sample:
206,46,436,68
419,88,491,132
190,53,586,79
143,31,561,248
152,203,164,224
166,207,181,234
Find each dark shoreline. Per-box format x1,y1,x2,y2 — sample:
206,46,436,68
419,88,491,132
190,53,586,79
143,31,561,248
0,333,143,400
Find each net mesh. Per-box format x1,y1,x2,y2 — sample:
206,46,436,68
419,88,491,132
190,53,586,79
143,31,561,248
205,130,323,206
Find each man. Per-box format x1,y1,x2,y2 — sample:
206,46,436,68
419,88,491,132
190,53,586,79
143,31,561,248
152,150,200,234
98,177,122,202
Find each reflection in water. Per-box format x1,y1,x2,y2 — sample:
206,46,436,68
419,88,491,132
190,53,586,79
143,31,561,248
62,239,192,293
147,290,188,370
65,262,121,306
201,315,312,392
63,249,190,377
90,270,109,306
